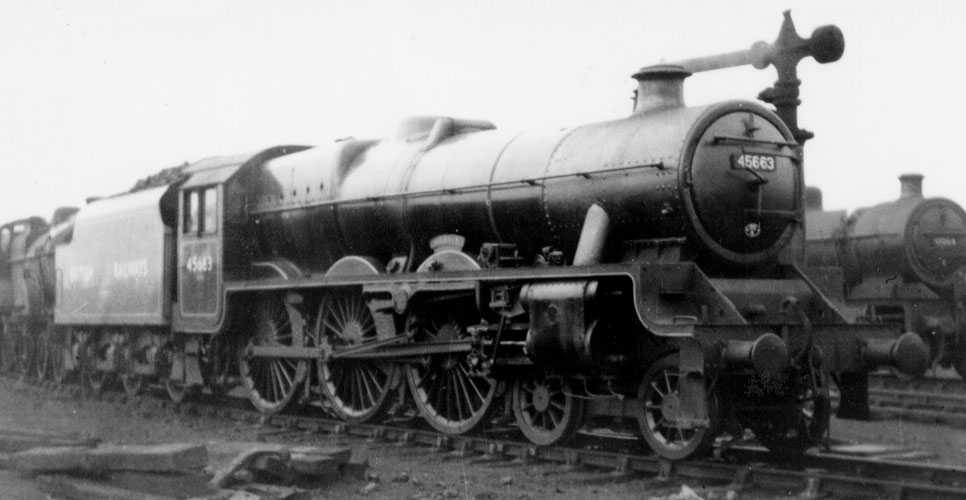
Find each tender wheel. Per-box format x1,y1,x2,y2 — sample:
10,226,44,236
313,291,398,423
34,327,50,381
84,369,112,396
238,295,308,414
512,376,584,446
120,364,144,398
49,330,70,386
158,341,198,404
0,322,13,373
165,378,195,404
14,325,34,379
120,374,143,398
56,329,86,386
80,337,104,395
636,353,719,460
201,336,236,397
119,341,144,398
750,366,831,455
953,352,966,381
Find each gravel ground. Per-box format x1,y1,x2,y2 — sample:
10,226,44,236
0,379,963,499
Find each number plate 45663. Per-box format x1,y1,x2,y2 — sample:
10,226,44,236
732,153,776,172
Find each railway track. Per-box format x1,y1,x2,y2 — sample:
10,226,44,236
13,376,966,500
864,373,966,428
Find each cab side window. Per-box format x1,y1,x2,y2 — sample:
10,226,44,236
183,187,218,236
0,228,10,255
202,187,217,235
184,191,200,234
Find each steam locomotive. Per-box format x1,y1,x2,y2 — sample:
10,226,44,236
0,13,930,460
805,175,966,377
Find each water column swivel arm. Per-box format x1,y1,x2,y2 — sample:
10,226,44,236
665,10,844,144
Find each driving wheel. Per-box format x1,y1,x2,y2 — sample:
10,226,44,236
314,290,398,422
238,295,308,414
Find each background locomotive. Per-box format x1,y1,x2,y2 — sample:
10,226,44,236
0,13,930,460
0,207,77,378
805,174,966,377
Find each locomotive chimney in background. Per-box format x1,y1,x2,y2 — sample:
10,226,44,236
804,186,823,211
631,65,690,114
899,173,924,199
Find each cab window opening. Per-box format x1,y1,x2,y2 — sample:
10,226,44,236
0,228,9,254
184,191,199,234
202,187,217,235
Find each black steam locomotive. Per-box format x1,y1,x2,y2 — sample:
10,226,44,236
805,175,966,377
0,13,929,460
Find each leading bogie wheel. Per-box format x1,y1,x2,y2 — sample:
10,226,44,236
314,291,399,423
750,365,831,456
636,353,720,460
512,375,584,446
404,308,498,435
238,295,309,414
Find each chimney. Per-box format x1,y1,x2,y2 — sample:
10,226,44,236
899,173,924,199
632,64,690,114
805,186,823,211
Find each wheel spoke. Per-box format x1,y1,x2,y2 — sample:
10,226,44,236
323,318,342,337
357,367,376,408
266,362,279,401
361,314,375,333
456,372,479,417
336,298,350,329
277,360,295,389
458,364,487,405
674,426,686,445
547,408,561,428
349,298,363,327
450,372,465,420
274,361,288,399
361,365,384,400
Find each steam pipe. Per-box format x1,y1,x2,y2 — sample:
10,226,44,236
573,204,610,266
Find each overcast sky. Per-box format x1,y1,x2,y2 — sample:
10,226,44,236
1,1,963,222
